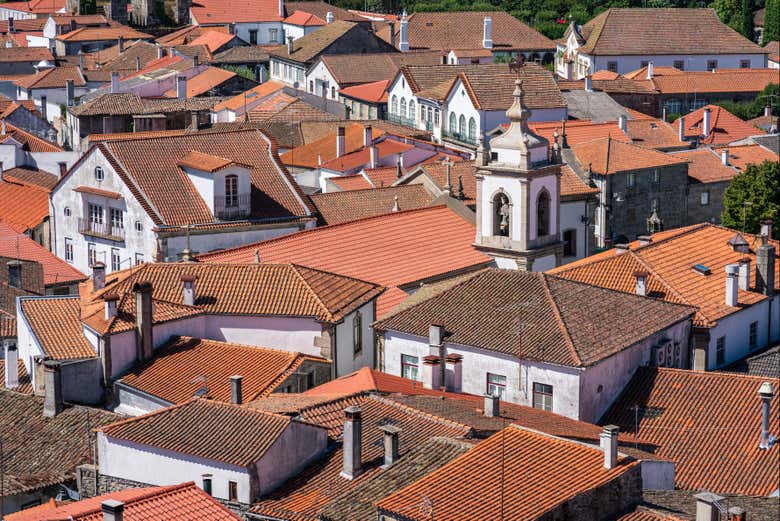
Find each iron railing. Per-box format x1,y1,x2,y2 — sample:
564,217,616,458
78,218,125,242
215,194,251,220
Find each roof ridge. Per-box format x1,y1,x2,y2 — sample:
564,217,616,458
649,365,780,381
624,251,694,310
288,264,336,322
170,335,308,359
538,274,582,366
370,394,474,433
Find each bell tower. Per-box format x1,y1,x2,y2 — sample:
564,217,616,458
474,61,563,271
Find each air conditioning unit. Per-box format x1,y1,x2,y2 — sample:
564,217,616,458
654,345,666,366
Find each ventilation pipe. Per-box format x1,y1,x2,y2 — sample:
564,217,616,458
379,424,401,468
725,264,739,307
702,108,712,137
341,406,362,479
181,274,196,306
634,271,648,297
759,381,775,449
230,375,243,405
482,17,492,49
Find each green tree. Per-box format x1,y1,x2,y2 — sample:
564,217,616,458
721,160,780,239
763,0,779,43
735,0,754,38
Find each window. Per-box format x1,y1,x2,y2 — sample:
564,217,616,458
448,112,456,132
88,203,104,224
533,382,553,411
63,206,71,217
707,59,718,70
740,59,750,68
458,115,466,137
64,237,73,262
352,311,362,355
665,99,681,115
749,321,758,350
408,100,415,122
269,28,278,42
110,208,123,230
673,60,684,70
493,192,510,237
487,373,506,399
135,220,143,233
359,103,365,118
651,198,659,212
94,166,104,182
249,29,258,45
134,252,144,266
225,175,239,207
400,97,407,118
652,169,659,184
330,86,336,99
640,60,649,68
627,172,636,188
691,98,707,110
700,190,709,205
607,61,618,73
536,189,550,237
716,336,726,366
468,117,476,142
110,248,120,271
8,262,20,288
434,109,439,126
391,95,397,114
88,243,97,266
309,80,314,93
272,60,279,76
202,476,212,496
306,371,315,390
228,481,238,502
563,229,577,257
401,354,419,380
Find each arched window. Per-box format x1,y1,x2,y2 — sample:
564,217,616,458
391,95,398,114
468,117,476,142
536,189,550,237
493,192,510,237
309,80,314,93
449,112,456,132
458,115,466,137
400,97,407,118
225,175,239,207
353,311,362,354
408,100,416,122
330,86,336,99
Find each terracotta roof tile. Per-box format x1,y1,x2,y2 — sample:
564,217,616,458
0,309,15,338
528,119,631,148
681,104,765,145
280,123,387,168
69,93,222,117
213,44,282,64
0,46,52,63
188,30,236,53
319,52,443,86
190,0,283,24
328,172,376,190
450,63,566,111
285,2,365,23
560,164,599,198
399,159,476,203
602,367,779,495
376,268,694,367
765,40,779,62
0,121,62,152
249,392,368,436
650,68,779,94
57,26,152,42
309,185,433,225
271,21,358,64
673,148,737,183
0,359,33,394
19,297,95,360
162,66,236,98
284,10,326,26
571,137,688,175
2,166,57,190
157,25,229,46
625,119,688,150
319,139,416,172
198,206,492,317
119,336,328,405
99,399,300,467
176,149,249,171
5,482,240,521
377,425,640,520
712,143,779,171
725,345,780,378
0,222,85,286
213,80,284,112
248,94,338,123
631,490,780,521
0,178,49,233
339,79,389,103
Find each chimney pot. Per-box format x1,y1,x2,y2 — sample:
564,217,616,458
180,274,197,306
429,324,446,389
702,108,712,138
65,79,75,106
600,424,619,469
326,11,334,23
341,406,362,479
117,35,124,52
694,491,724,521
618,114,627,132
738,259,751,291
484,393,499,417
678,116,685,142
135,56,141,71
482,16,492,49
379,424,401,468
4,342,18,389
646,61,654,80
101,499,124,521
278,0,284,18
421,355,441,390
759,381,775,449
721,149,729,166
230,375,243,405
445,353,462,392
336,126,345,158
92,262,106,290
633,271,648,297
369,146,378,168
43,360,64,417
157,45,164,59
760,220,773,239
764,106,772,117
725,264,739,307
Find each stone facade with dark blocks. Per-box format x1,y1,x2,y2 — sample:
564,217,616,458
686,179,728,226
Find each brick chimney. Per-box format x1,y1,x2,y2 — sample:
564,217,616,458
230,375,243,405
4,342,18,389
104,294,119,320
92,262,106,290
102,499,124,521
725,264,739,307
484,393,499,417
633,271,648,296
702,108,712,138
445,353,462,392
482,16,492,49
43,360,64,417
756,235,776,296
181,274,196,306
336,126,345,158
341,406,362,479
379,424,401,468
694,491,724,521
421,355,440,390
176,75,187,99
738,258,751,291
759,381,775,449
429,324,446,390
600,424,619,469
133,282,154,362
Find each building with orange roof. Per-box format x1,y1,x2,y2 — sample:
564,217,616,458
188,30,241,54
0,172,50,238
339,79,389,120
550,223,780,370
54,26,153,56
4,482,241,521
212,80,285,122
678,104,765,145
160,66,250,98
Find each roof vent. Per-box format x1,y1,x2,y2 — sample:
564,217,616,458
692,264,711,276
727,233,750,253
425,22,433,26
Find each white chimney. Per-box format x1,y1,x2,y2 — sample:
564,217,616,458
101,499,124,521
759,381,775,449
379,424,401,468
399,11,409,52
421,355,441,390
43,360,63,417
702,108,712,137
484,393,499,417
638,235,652,246
157,45,164,59
765,106,772,117
445,353,462,392
363,125,372,147
176,75,187,99
584,75,592,91
181,274,196,306
287,36,294,55
618,114,627,132
326,11,334,23
278,0,284,18
104,295,118,320
725,264,739,307
341,406,362,479
738,258,751,291
633,271,648,297
92,262,106,290
230,375,243,405
110,71,120,93
721,149,729,166
336,126,345,157
760,219,773,239
429,324,446,391
4,342,18,389
482,16,493,49
369,146,378,168
600,425,619,469
646,61,654,80
678,116,685,141
695,491,724,521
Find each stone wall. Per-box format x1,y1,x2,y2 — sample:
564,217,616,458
686,180,727,225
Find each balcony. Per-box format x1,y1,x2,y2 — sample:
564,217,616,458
215,193,251,220
442,129,478,146
386,113,417,128
78,218,125,242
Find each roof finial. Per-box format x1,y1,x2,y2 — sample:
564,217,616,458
180,224,193,262
254,249,260,264
456,175,465,200
443,156,453,194
392,195,400,212
560,119,568,148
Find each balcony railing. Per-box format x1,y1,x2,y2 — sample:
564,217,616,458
386,113,417,128
215,193,251,220
78,218,125,242
442,129,478,146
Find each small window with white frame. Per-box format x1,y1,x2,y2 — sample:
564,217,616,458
135,221,143,233
64,206,71,217
134,252,144,266
627,172,636,188
94,166,104,182
532,382,553,411
401,354,419,381
716,336,726,366
64,237,73,262
486,373,506,399
700,191,709,206
110,248,120,271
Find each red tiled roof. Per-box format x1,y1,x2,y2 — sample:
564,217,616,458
327,172,373,190
73,185,122,199
5,482,240,521
571,137,688,175
672,148,737,183
198,206,492,317
188,30,236,53
681,104,765,145
528,119,631,148
377,425,640,520
0,178,49,233
339,79,389,103
177,149,249,172
765,40,779,62
190,0,283,24
57,26,152,42
284,10,326,26
0,222,85,286
14,66,85,90
280,123,388,168
19,297,96,360
625,119,688,150
560,164,599,198
2,166,57,190
712,143,779,171
1,120,63,152
319,138,413,172
163,66,236,98
0,359,33,394
119,336,328,404
212,80,284,112
602,367,779,495
0,46,52,63
650,68,779,95
309,184,434,225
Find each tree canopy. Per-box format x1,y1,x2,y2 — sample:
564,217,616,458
721,160,780,239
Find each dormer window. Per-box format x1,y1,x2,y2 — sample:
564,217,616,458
178,151,251,221
94,166,104,182
225,175,239,207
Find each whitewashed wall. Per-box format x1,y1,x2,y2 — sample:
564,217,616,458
706,295,780,370
333,301,375,375
560,200,588,262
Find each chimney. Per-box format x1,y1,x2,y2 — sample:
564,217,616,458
230,375,243,405
633,271,648,297
369,146,378,168
363,125,372,147
156,45,164,59
92,262,106,290
695,491,724,521
638,235,652,246
379,424,401,468
702,108,711,137
600,424,619,469
584,75,592,92
190,110,199,130
176,75,187,99
229,23,236,35
104,294,118,320
727,507,746,521
110,71,120,93
678,116,685,141
759,381,775,449
395,157,402,178
341,406,362,479
429,323,446,391
646,61,654,80
326,11,334,23
4,342,18,389
135,56,141,71
193,54,199,68
101,499,124,521
445,353,462,392
484,393,499,417
421,355,441,390
40,96,48,121
760,219,773,239
765,106,772,117
662,106,667,122
181,274,196,306
336,126,345,157
388,21,396,48
287,36,294,55
725,264,739,307
278,0,284,18
756,235,776,296
43,360,64,417
399,11,409,52
738,258,751,291
482,16,492,49
618,114,627,132
721,149,729,166
257,66,267,84
117,35,124,52
133,282,154,362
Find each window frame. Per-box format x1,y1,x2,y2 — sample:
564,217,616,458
740,59,750,69
87,243,97,267
673,60,685,70
110,247,121,271
700,190,709,206
88,203,104,224
64,237,73,262
486,372,506,399
707,59,718,70
607,61,618,73
626,172,636,189
225,175,239,207
352,311,362,355
94,166,104,182
228,481,238,502
716,336,726,366
749,321,758,350
202,476,213,496
110,207,123,230
248,29,258,45
401,354,419,381
532,382,553,411
562,228,577,257
134,252,144,266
